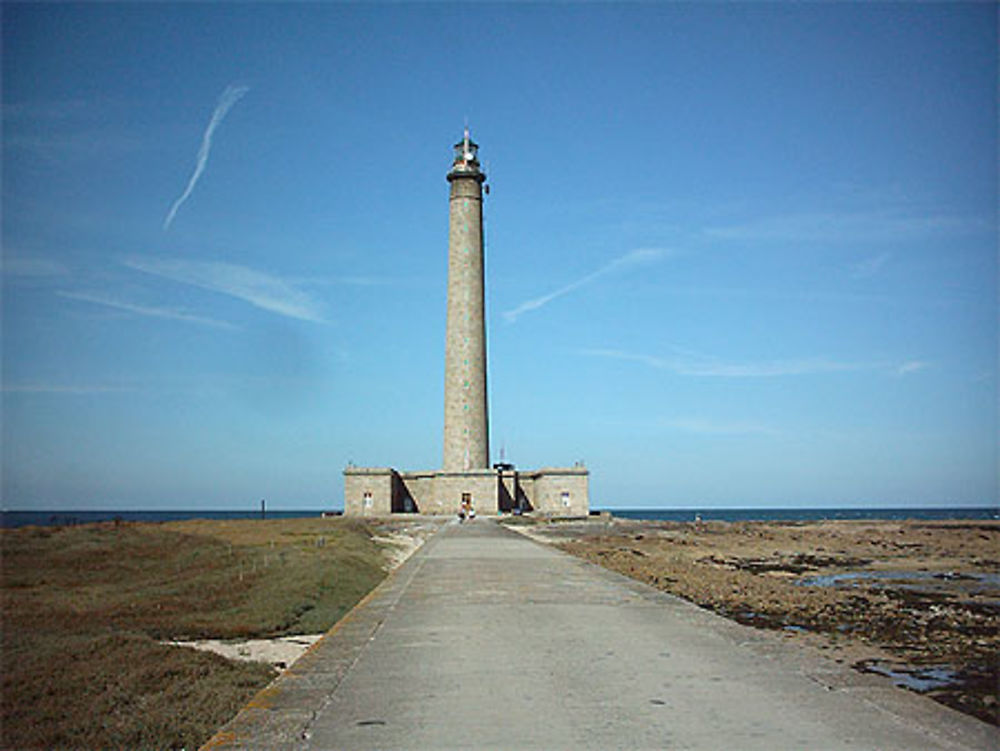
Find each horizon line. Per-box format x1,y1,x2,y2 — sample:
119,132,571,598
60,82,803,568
3,503,995,513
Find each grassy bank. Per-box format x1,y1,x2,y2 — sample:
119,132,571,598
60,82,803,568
2,517,388,750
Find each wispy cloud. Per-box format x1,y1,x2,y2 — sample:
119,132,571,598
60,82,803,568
58,290,238,330
586,347,936,380
3,99,92,122
578,347,871,378
6,131,147,165
503,247,669,323
122,256,326,323
851,252,891,278
2,383,134,394
704,211,987,244
292,274,395,288
164,84,249,230
3,254,69,277
663,417,777,436
3,97,146,164
897,360,930,377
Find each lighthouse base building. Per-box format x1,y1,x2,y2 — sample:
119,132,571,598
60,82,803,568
343,466,589,517
343,131,589,518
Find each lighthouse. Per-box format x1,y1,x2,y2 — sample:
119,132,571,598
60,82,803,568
443,129,490,472
342,131,588,518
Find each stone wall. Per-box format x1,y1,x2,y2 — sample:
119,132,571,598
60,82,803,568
523,467,589,517
343,465,589,517
397,472,435,514
343,467,394,516
427,471,498,516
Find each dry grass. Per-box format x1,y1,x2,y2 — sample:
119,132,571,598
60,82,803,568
1,517,388,750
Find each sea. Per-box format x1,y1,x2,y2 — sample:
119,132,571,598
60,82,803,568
0,510,326,529
608,507,998,523
1,506,996,528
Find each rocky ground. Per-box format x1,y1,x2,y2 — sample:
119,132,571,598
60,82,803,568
506,516,999,726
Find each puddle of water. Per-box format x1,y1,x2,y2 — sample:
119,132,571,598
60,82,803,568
796,570,999,591
857,660,958,693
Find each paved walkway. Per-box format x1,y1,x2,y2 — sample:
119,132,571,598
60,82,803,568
203,519,997,750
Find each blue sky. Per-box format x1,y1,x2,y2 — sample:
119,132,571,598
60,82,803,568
3,3,996,510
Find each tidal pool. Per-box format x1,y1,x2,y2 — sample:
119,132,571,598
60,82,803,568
856,660,959,693
796,570,1000,591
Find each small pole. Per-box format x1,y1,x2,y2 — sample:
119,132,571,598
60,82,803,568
261,498,266,520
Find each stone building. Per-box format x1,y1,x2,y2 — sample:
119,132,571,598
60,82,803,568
343,131,588,517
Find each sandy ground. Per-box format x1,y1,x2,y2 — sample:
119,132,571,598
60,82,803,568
370,519,445,570
506,516,999,726
165,634,325,671
167,519,444,670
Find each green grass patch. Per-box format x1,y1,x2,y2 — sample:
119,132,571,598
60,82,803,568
2,518,388,750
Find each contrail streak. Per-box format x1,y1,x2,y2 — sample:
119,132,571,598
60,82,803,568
163,84,249,230
503,247,668,323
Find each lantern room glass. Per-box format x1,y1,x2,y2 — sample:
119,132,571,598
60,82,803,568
454,138,478,163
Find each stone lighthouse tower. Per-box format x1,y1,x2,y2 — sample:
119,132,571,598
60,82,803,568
443,129,489,471
342,131,589,517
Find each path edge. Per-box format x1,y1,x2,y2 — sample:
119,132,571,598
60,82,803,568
199,520,449,750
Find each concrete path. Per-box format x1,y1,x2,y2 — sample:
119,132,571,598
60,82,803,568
203,519,998,750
